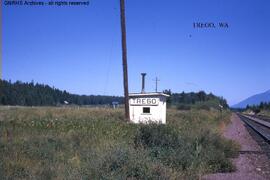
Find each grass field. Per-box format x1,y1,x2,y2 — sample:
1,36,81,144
259,110,270,117
0,106,239,179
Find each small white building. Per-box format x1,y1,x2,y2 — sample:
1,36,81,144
129,92,169,124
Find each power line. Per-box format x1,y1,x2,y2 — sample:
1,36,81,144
103,32,114,95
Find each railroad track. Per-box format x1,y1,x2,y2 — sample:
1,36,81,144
237,113,270,143
251,114,270,123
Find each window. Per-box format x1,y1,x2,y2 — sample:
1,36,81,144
143,107,150,114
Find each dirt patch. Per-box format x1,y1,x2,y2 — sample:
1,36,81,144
203,113,270,180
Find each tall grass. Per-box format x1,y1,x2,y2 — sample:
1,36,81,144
258,110,270,117
0,106,239,179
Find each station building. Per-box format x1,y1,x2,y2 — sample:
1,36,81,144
129,73,169,124
129,92,169,124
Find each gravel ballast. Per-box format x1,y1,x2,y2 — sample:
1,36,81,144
203,113,270,180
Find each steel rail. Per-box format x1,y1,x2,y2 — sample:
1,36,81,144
241,114,270,128
237,113,270,143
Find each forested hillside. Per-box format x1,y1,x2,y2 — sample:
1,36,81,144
0,80,123,106
232,90,270,108
163,89,228,110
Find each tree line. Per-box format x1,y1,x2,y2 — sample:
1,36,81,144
0,80,229,108
245,102,270,113
0,80,123,106
163,89,228,110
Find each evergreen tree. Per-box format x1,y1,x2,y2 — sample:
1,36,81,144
0,80,123,106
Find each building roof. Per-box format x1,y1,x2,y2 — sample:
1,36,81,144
129,92,170,97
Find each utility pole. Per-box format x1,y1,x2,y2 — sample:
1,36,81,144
0,2,2,80
120,0,130,121
153,77,160,92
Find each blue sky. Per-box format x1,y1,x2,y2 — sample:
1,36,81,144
3,0,270,105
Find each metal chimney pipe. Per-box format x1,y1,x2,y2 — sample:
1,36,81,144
141,73,146,93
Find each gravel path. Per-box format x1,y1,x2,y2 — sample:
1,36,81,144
203,113,270,180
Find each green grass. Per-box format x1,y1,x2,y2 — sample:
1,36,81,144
0,106,239,179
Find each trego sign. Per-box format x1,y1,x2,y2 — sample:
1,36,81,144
130,98,159,106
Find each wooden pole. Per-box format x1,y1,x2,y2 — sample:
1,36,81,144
154,77,160,92
0,1,2,80
120,0,130,121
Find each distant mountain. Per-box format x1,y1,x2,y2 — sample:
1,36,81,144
232,90,270,108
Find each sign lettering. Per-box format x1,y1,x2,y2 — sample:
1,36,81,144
130,98,159,106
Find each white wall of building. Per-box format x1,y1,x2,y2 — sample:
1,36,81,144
129,94,168,124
